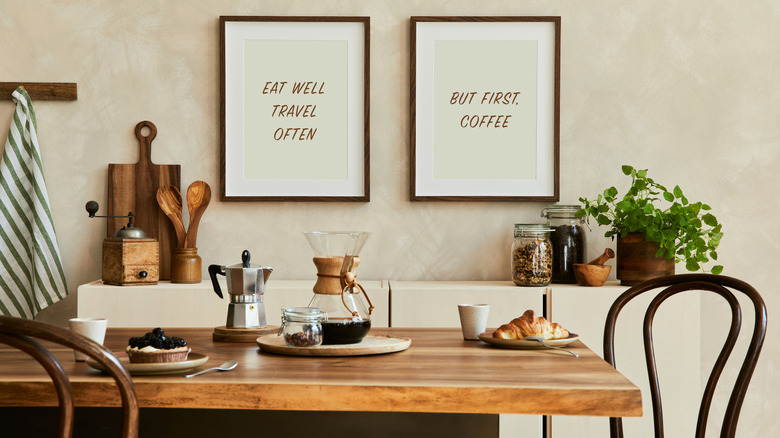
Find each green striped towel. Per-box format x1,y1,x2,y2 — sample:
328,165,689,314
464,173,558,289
0,86,68,318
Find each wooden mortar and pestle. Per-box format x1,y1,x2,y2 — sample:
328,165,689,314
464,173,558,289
573,248,615,287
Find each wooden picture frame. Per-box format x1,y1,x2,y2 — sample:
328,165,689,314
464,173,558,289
220,16,370,201
411,16,560,201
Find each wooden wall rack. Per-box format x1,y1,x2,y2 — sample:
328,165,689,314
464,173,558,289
0,82,77,101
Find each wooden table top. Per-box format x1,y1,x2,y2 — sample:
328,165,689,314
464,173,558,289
0,327,642,417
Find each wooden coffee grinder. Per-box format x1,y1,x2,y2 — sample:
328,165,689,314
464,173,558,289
86,201,159,286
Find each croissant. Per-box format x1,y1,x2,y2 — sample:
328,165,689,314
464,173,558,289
492,309,569,340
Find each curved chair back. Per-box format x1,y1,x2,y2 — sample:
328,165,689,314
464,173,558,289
0,316,138,438
603,274,766,438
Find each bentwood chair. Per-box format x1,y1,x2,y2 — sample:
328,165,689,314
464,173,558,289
0,316,138,438
603,274,767,438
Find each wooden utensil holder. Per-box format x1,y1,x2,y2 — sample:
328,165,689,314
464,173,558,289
170,247,202,283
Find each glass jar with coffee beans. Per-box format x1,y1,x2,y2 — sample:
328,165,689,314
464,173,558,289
541,205,587,284
278,307,325,347
511,224,553,286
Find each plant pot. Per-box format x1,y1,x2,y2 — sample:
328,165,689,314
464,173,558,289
616,233,675,286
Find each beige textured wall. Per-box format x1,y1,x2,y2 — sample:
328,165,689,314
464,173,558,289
1,0,777,435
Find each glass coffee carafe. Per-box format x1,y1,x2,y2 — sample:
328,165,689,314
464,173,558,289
303,231,373,344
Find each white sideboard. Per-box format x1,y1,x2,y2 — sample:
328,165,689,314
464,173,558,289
77,279,701,438
77,279,389,328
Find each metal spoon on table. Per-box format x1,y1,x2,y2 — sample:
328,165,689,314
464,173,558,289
185,360,238,378
524,336,579,357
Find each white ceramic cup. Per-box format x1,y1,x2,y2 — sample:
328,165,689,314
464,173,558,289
457,304,490,340
68,317,107,361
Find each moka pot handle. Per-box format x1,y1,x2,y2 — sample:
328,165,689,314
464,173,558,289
208,264,226,299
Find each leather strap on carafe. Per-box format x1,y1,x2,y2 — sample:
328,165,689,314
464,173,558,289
341,272,374,317
315,272,375,317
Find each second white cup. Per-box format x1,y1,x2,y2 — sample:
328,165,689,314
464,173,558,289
457,304,490,340
68,317,107,361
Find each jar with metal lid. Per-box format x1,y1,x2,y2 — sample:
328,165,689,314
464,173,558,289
511,224,553,287
278,307,325,347
541,205,587,284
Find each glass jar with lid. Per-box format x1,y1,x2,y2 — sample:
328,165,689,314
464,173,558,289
279,307,325,347
511,224,553,287
541,205,587,284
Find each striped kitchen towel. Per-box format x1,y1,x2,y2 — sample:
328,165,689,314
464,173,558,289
0,86,68,318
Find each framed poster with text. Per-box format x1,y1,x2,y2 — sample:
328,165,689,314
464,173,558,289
220,16,370,201
411,17,560,201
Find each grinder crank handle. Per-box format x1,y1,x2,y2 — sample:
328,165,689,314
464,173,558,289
208,264,225,299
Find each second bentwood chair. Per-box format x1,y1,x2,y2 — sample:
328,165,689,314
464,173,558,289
603,274,767,438
0,316,139,438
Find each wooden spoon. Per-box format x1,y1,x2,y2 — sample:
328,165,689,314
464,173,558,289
156,186,186,248
185,181,211,248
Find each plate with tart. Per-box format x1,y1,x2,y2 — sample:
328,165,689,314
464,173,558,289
86,352,209,376
478,309,578,349
86,327,208,375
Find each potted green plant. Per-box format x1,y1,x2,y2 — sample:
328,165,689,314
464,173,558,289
576,165,723,285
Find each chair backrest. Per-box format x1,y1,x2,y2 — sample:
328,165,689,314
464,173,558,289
603,274,766,438
0,316,138,438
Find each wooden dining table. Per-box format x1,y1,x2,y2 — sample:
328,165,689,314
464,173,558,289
0,327,641,418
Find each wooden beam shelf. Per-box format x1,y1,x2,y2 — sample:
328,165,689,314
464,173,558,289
0,82,77,101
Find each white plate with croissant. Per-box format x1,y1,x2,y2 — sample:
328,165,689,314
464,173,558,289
478,332,579,349
478,309,578,349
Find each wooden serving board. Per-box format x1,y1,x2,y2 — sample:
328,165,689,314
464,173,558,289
213,325,279,343
107,121,180,280
256,334,411,357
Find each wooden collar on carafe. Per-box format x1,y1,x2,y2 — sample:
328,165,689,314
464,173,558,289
316,271,358,288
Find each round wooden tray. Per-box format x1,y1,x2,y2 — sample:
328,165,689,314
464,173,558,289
213,325,279,343
256,334,411,357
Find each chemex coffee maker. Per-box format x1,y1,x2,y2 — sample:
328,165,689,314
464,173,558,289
208,250,276,342
303,231,374,345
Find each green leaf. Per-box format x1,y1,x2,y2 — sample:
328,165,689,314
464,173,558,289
701,204,712,211
673,185,683,198
702,213,718,227
686,259,700,271
621,165,633,175
663,192,674,202
607,187,618,197
637,169,647,178
711,265,724,275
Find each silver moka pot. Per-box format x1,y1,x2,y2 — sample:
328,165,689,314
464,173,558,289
208,250,273,329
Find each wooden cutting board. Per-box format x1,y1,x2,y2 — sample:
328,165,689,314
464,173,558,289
107,121,180,280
